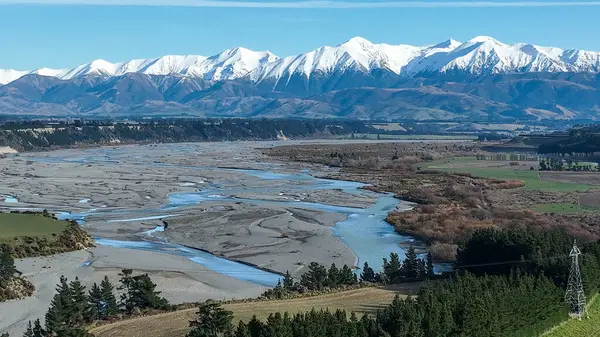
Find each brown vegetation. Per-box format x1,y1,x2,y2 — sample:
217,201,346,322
0,276,35,301
264,142,600,262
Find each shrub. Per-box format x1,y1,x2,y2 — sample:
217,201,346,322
429,242,458,262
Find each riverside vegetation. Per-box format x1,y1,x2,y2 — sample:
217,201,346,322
0,211,94,302
0,245,34,302
264,142,600,262
0,119,372,152
2,269,170,337
0,212,94,258
262,247,434,300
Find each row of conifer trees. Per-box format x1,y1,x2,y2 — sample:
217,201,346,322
186,227,600,337
17,269,169,337
264,246,434,299
6,227,600,337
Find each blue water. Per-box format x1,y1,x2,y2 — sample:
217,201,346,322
19,146,444,286
94,238,282,286
2,196,18,203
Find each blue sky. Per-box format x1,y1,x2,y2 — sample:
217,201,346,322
1,1,600,70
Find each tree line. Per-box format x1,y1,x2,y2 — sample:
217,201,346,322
538,157,599,172
263,247,434,300
186,272,565,337
0,119,374,152
538,127,600,156
187,227,598,337
5,227,599,337
4,269,170,337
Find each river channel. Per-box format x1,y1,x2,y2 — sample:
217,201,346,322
10,144,441,287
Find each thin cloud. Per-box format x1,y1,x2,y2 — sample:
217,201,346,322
3,1,600,9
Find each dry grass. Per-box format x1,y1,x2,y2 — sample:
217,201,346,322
90,285,416,337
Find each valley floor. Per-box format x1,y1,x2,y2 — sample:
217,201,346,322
0,139,409,336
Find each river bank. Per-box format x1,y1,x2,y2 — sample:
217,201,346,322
0,140,433,335
1,246,268,335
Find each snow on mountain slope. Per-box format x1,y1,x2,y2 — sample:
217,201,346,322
29,67,70,78
0,69,29,85
183,47,278,81
133,55,207,76
3,36,600,86
248,36,415,84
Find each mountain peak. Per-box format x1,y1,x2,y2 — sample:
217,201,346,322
431,39,462,49
467,36,502,44
341,36,374,47
2,35,600,86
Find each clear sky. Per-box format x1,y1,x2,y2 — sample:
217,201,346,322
1,0,600,70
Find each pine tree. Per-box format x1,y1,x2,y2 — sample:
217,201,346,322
383,253,402,284
32,319,44,337
100,276,118,316
88,283,102,320
282,271,294,291
415,259,426,280
70,277,91,324
23,321,33,337
247,315,263,337
234,321,250,337
187,302,234,337
272,280,285,299
327,263,340,288
117,269,134,313
131,273,169,310
341,265,355,285
426,253,435,279
360,262,375,283
45,275,72,333
300,262,327,291
401,246,420,280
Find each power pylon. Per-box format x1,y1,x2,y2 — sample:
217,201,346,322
565,240,588,320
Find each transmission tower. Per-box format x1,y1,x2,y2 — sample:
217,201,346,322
565,240,588,320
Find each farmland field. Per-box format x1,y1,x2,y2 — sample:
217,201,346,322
420,157,596,192
90,285,416,337
0,213,68,240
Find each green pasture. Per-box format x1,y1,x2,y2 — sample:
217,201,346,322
0,213,68,240
420,157,595,192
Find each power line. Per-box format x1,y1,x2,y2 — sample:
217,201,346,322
452,253,570,269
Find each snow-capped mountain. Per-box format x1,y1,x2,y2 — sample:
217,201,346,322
3,36,600,86
0,69,29,85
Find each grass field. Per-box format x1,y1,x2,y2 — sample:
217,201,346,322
532,203,600,214
90,285,414,337
542,295,600,337
0,213,68,240
420,157,595,192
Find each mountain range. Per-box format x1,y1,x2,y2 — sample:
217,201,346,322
2,36,600,121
